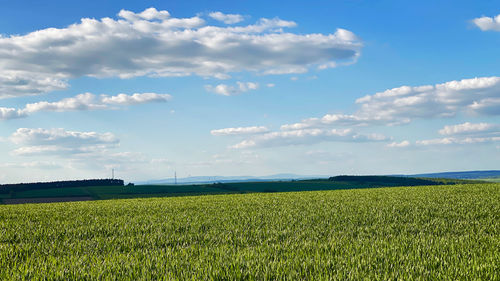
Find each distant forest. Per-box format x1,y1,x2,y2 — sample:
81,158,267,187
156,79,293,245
329,176,442,186
0,179,124,194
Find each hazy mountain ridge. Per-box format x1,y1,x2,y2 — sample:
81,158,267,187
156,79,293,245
137,170,500,185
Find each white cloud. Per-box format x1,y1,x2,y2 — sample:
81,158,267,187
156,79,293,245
0,107,26,120
472,14,500,31
10,128,119,156
415,122,500,147
416,136,500,146
211,126,269,136
387,140,410,148
23,93,106,113
280,76,500,130
468,97,500,115
0,161,61,170
231,128,387,149
355,76,500,121
0,92,171,120
209,12,244,24
438,122,500,136
205,81,259,96
266,83,275,88
101,92,171,105
0,8,361,98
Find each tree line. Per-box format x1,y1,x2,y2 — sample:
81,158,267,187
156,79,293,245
0,179,124,194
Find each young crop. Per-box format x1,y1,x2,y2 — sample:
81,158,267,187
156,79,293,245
0,183,498,280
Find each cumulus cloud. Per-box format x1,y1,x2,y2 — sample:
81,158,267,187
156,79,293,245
416,136,500,146
230,128,387,149
0,8,362,98
354,77,500,120
386,140,410,148
101,92,172,105
0,92,171,120
0,107,26,120
468,97,500,115
438,122,500,136
280,76,500,130
23,93,106,113
472,14,500,31
205,81,259,96
415,122,500,146
10,128,119,156
209,12,244,24
211,126,269,136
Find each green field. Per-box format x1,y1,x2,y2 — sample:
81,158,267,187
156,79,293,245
0,176,478,202
0,183,498,280
480,177,500,183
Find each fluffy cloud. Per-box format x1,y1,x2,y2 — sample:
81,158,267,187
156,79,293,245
355,77,500,120
0,92,171,120
230,128,387,149
280,76,500,130
23,93,106,113
0,8,361,98
100,92,171,105
209,12,244,24
468,98,500,115
211,126,269,136
10,128,119,156
205,82,259,96
472,14,500,31
386,140,410,148
439,122,500,136
0,107,26,120
416,122,500,146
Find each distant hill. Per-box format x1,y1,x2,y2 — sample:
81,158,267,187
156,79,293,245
138,171,500,185
409,170,500,180
137,174,329,185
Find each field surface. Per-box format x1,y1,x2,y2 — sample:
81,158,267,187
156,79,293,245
0,183,498,280
0,176,477,203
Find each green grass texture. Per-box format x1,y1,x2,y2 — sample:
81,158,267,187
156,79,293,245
0,183,498,280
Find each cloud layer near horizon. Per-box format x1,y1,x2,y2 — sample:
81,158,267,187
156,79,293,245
0,7,362,99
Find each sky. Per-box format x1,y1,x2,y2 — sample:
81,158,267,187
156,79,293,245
0,0,499,183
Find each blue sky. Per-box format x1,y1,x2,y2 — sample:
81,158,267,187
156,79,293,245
0,0,499,183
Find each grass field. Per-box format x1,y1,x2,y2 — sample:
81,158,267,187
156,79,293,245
480,177,500,183
0,183,498,280
0,176,478,203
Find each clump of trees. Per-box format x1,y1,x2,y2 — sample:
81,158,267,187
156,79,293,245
0,179,124,194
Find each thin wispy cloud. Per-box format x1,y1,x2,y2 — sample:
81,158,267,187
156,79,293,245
211,126,269,136
209,12,244,24
229,128,388,149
